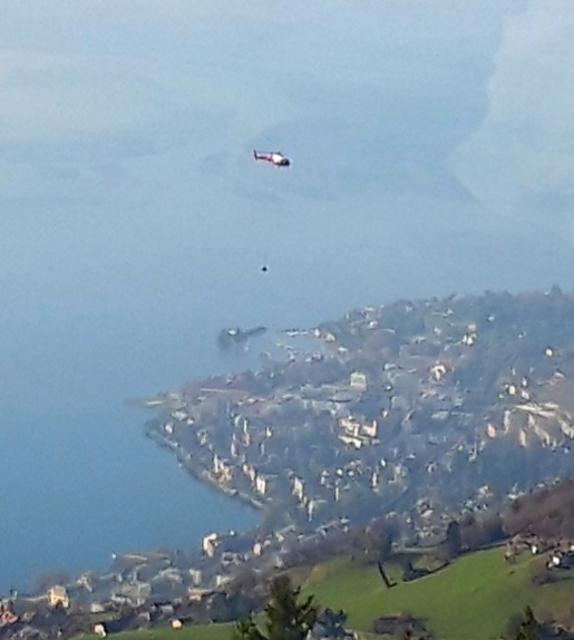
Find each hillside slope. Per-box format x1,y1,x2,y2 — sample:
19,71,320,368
96,547,574,640
305,547,574,639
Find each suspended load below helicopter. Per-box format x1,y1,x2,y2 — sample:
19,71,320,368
253,149,290,167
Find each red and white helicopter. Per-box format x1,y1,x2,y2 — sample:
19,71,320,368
253,149,291,167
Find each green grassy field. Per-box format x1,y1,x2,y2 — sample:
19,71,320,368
78,622,233,640
304,547,574,639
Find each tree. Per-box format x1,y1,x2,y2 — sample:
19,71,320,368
460,512,504,551
514,606,539,640
264,575,318,640
445,521,462,560
233,616,265,640
365,517,397,561
233,576,317,640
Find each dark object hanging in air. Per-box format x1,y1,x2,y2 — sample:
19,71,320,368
261,265,268,273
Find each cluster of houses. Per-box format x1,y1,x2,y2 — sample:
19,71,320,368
488,374,574,450
505,534,574,572
150,363,458,527
8,291,574,636
0,514,358,638
141,293,574,562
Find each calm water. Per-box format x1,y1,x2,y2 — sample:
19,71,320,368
2,0,574,591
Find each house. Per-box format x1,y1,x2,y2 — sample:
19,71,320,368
214,574,232,588
255,474,268,496
242,463,257,483
361,420,378,439
112,581,151,606
253,542,264,556
430,363,448,382
202,533,219,558
189,569,203,586
462,332,477,346
350,372,368,392
292,476,305,501
308,608,354,640
47,585,70,609
152,567,184,585
338,433,364,449
486,423,497,439
0,607,18,627
221,551,242,568
307,499,327,521
338,416,378,447
373,615,432,639
149,602,175,618
390,464,407,485
213,455,233,483
188,588,215,603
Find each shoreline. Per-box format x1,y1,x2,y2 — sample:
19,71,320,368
144,425,265,512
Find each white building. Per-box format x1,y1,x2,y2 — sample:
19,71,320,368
202,533,218,558
255,474,267,496
292,476,305,501
350,372,368,392
430,363,448,382
189,569,203,586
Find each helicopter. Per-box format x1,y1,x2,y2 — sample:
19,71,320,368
253,149,290,167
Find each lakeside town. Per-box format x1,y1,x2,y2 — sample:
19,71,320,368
5,288,574,638
146,287,574,539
